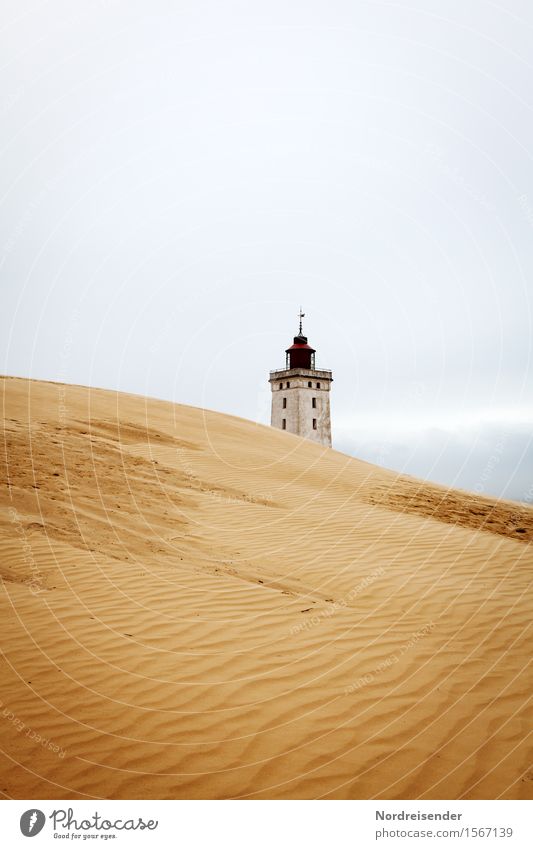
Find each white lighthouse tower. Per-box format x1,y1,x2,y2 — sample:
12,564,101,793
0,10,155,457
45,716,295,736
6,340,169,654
269,311,333,447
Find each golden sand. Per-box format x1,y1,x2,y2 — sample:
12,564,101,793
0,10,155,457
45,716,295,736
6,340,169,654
0,376,531,799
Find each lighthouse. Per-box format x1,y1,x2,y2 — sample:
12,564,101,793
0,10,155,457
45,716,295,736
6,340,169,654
269,310,333,447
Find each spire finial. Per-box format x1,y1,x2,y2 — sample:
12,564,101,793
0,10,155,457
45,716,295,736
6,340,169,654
298,307,305,336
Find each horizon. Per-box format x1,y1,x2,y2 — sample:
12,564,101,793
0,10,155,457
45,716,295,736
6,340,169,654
1,1,532,502
3,370,532,507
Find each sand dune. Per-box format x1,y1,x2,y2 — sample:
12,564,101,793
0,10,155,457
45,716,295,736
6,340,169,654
0,376,531,800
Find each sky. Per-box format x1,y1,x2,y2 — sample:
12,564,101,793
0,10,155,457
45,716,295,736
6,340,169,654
1,0,532,502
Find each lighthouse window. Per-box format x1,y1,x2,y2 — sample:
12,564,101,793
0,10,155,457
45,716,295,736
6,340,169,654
282,397,287,409
312,397,316,408
282,419,286,430
308,381,312,388
286,381,290,388
279,382,282,390
317,382,321,389
312,418,317,430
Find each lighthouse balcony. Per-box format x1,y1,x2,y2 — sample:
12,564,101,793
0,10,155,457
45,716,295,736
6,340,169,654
269,367,332,381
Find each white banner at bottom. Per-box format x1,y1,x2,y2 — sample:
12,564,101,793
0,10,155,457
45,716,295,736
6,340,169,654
1,799,531,849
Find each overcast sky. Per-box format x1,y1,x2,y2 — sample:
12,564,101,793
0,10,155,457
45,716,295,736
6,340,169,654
1,1,532,502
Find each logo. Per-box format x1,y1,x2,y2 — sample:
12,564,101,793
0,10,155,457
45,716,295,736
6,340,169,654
20,809,46,837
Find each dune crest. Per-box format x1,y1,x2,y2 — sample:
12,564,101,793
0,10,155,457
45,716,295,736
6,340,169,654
1,377,531,800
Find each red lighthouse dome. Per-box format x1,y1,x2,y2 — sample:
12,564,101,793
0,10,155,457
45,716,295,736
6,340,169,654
285,334,316,370
284,308,316,369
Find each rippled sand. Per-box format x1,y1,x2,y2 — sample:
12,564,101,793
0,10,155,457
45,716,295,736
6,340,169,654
1,376,531,799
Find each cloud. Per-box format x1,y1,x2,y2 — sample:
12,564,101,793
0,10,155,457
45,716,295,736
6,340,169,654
335,419,533,503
